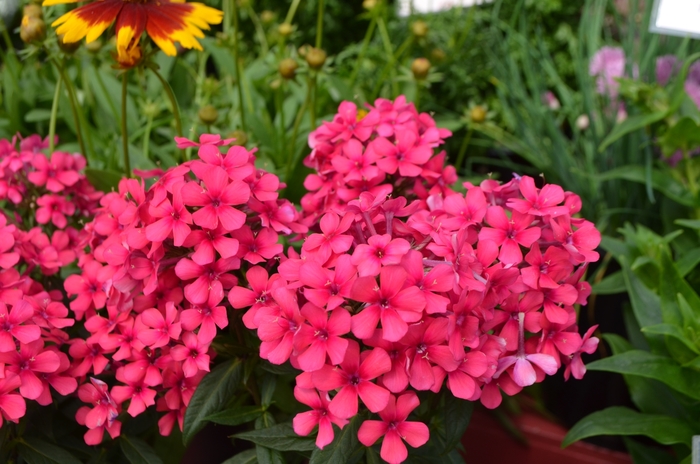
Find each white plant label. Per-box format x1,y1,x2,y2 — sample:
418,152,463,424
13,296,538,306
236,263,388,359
397,0,492,17
651,0,700,38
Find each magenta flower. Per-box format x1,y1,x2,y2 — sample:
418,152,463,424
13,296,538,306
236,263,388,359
228,266,284,329
564,325,600,380
303,212,354,263
231,226,282,265
507,176,569,217
312,341,391,418
137,303,182,349
27,152,80,192
256,288,304,365
478,206,541,265
0,375,26,427
294,305,351,372
446,350,489,400
35,194,76,229
180,167,250,231
496,351,558,387
357,392,429,464
331,138,381,182
589,46,625,97
400,318,459,391
182,225,239,266
175,256,239,305
146,182,192,246
170,332,211,378
180,291,228,344
292,387,349,449
0,300,41,352
0,339,60,400
350,266,426,342
64,260,108,317
351,234,410,277
112,367,158,417
299,255,357,311
373,131,433,177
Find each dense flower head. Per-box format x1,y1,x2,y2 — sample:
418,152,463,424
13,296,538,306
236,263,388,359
230,101,601,462
0,135,101,430
62,134,303,443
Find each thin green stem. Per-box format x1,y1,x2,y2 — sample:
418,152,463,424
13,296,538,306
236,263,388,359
315,0,325,49
121,72,131,177
232,0,246,131
374,16,404,98
0,16,13,52
93,64,121,124
247,4,269,54
54,61,87,159
308,74,317,131
48,77,62,154
349,16,377,87
287,91,310,183
276,85,287,166
455,126,474,174
284,0,302,25
149,65,183,139
142,113,154,164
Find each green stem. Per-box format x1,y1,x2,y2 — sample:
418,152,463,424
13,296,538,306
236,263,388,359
684,150,699,200
349,16,377,87
309,74,317,131
48,77,62,154
284,0,302,24
121,72,131,177
374,16,404,98
93,64,120,124
455,126,474,174
232,0,246,131
315,0,325,49
247,4,269,54
287,89,310,183
142,113,154,164
54,61,87,158
149,65,183,139
276,85,287,166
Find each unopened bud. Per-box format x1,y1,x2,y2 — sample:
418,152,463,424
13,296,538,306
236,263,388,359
411,57,431,80
143,102,160,119
278,23,293,37
57,33,80,53
430,48,446,63
576,114,590,130
363,0,377,10
269,78,281,90
23,4,43,19
306,47,327,70
20,15,45,44
228,130,248,146
469,106,487,123
198,105,219,125
411,20,428,38
278,58,298,79
260,10,275,25
85,39,103,53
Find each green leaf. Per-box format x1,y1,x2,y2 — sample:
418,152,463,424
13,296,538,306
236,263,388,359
563,407,693,447
623,437,680,464
676,247,700,277
84,168,123,193
599,111,668,152
659,251,700,329
659,117,700,157
587,350,700,400
120,435,164,464
592,271,626,295
255,446,283,464
675,219,700,229
642,324,699,355
441,394,473,453
234,423,316,452
221,449,257,464
205,406,264,426
309,415,362,464
183,358,243,445
620,258,662,329
24,109,52,123
17,437,82,464
598,166,694,206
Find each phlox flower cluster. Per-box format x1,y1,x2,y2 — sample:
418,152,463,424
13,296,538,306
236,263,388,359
0,135,102,430
64,135,305,444
234,100,602,464
301,96,455,225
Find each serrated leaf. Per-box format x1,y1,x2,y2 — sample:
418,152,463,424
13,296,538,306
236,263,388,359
309,415,362,464
17,437,82,464
587,350,700,400
441,394,473,453
85,168,123,193
183,358,243,445
563,407,693,447
592,271,626,295
234,423,316,452
205,406,264,426
221,449,257,464
120,435,164,464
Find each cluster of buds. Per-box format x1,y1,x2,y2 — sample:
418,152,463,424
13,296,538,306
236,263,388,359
63,135,305,443
0,135,102,429
232,99,602,464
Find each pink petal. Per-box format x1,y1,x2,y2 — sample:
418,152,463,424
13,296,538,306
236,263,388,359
396,421,429,448
380,431,408,464
357,381,390,413
358,420,387,447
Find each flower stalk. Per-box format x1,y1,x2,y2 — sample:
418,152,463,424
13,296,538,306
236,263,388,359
48,75,62,154
121,72,131,177
231,0,247,132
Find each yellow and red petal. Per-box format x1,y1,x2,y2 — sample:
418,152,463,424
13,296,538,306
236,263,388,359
43,0,80,6
52,0,124,44
144,2,222,56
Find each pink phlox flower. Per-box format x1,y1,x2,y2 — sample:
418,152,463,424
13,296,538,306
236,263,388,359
111,366,158,417
479,371,522,409
133,168,165,179
521,243,573,290
146,182,193,246
549,216,601,264
0,216,19,269
299,255,357,311
247,169,280,202
64,260,108,316
133,269,184,312
180,291,229,343
492,291,544,351
330,138,381,182
137,303,182,348
478,206,541,265
400,318,459,391
350,266,426,342
564,325,599,380
249,198,307,235
121,348,165,387
292,387,349,450
182,225,239,266
590,46,625,98
180,167,250,231
303,212,354,263
294,305,351,372
174,134,235,149
76,404,122,445
363,329,410,393
496,350,558,388
373,131,433,177
311,341,391,418
98,317,143,361
231,226,282,265
25,292,74,329
170,332,211,378
357,391,429,464
84,304,130,345
0,339,60,400
27,152,80,192
351,234,410,277
0,300,41,352
401,250,453,314
443,187,488,227
507,176,569,217
0,374,26,426
162,364,205,410
155,399,185,436
537,323,582,369
256,288,304,365
228,266,284,327
69,339,109,376
78,377,120,429
175,256,240,305
149,164,191,205
19,134,54,153
446,350,489,400
35,349,77,405
446,290,482,358
190,144,255,181
541,284,579,325
35,194,76,229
